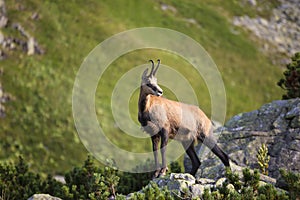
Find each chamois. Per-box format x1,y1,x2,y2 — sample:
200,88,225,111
138,59,230,178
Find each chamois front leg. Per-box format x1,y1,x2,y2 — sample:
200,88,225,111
151,134,161,178
159,128,169,177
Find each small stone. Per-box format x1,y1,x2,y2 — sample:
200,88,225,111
0,16,7,28
196,178,215,185
190,184,204,197
259,181,267,187
215,177,226,187
247,0,257,6
0,31,4,44
27,194,62,200
170,173,195,183
258,17,269,26
27,37,35,55
31,12,39,20
226,184,235,192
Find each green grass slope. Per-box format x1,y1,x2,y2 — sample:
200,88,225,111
0,0,283,174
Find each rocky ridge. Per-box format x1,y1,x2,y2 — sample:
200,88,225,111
233,0,300,64
151,173,224,198
127,170,282,199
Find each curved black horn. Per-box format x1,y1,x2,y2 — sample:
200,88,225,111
153,59,160,76
149,59,155,76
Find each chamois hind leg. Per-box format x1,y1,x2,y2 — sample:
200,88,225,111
211,144,230,167
182,140,201,176
199,131,230,168
151,134,161,178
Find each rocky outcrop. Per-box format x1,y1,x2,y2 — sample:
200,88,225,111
154,173,213,198
136,171,278,198
233,0,300,63
127,173,227,199
184,98,300,184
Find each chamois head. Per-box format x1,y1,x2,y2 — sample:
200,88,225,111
141,59,163,97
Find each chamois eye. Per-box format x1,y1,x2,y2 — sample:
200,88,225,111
146,84,151,87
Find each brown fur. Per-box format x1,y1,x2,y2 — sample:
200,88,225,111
142,94,212,141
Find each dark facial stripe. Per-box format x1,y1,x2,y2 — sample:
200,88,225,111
146,83,158,92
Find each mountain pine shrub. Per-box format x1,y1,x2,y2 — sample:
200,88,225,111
277,52,300,99
1,156,300,199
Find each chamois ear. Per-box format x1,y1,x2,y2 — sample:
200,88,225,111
142,68,149,79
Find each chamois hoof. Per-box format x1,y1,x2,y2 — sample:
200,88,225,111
152,167,169,178
153,169,161,178
158,167,168,177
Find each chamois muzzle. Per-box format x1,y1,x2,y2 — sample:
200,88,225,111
157,90,163,96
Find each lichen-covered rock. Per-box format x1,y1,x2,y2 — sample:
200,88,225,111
153,173,220,198
145,171,277,198
184,98,300,185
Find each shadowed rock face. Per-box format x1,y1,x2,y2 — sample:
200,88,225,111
184,98,300,182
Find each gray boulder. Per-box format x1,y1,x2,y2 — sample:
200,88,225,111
184,98,300,183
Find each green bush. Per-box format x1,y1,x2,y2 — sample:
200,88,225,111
128,181,173,200
118,160,182,195
117,159,154,195
0,156,181,199
277,52,300,99
63,156,119,200
169,161,182,174
280,169,300,200
0,156,62,200
2,156,300,199
204,168,289,200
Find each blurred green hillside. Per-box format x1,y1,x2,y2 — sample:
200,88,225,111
0,0,283,174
